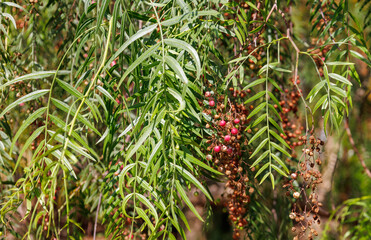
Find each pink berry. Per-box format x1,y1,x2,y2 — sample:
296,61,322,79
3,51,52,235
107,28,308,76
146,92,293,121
206,154,212,161
219,120,226,127
214,146,221,152
110,60,116,67
205,91,211,97
19,102,25,107
234,118,240,124
209,100,215,107
231,128,238,135
224,135,231,142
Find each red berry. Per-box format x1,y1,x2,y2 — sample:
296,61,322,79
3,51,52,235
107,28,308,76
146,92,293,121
219,120,226,127
227,148,233,154
205,91,211,97
231,128,238,135
209,100,215,107
214,146,221,152
224,135,231,142
234,118,240,124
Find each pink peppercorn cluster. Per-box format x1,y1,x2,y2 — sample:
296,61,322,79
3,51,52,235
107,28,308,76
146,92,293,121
200,87,257,236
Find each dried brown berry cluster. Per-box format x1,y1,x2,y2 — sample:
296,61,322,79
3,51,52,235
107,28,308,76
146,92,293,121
277,85,305,157
308,41,331,77
284,136,324,240
201,87,255,239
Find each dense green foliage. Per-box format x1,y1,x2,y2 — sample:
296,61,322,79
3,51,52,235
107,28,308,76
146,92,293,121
0,0,370,239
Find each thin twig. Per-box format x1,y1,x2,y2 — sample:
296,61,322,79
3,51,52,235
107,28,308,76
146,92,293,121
93,193,103,240
344,118,371,179
266,3,277,22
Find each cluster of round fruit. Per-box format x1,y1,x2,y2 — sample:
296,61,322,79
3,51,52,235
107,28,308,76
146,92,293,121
277,86,306,157
202,88,253,239
310,44,331,76
312,3,334,36
284,135,324,240
37,213,50,232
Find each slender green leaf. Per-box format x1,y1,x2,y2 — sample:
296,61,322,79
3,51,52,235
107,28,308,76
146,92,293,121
328,73,352,85
1,71,69,90
0,90,49,118
249,138,268,159
135,207,155,231
9,107,46,155
251,113,267,127
175,180,203,222
167,88,186,112
249,126,267,145
118,43,160,87
244,91,265,104
250,150,269,168
13,126,45,173
307,81,326,102
271,164,288,177
255,162,269,178
270,142,291,158
269,130,290,149
165,55,189,84
176,150,222,175
247,102,266,119
164,38,201,77
243,78,265,90
105,24,158,69
271,154,289,174
173,164,212,201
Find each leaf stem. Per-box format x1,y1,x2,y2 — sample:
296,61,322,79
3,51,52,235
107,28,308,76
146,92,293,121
265,47,273,186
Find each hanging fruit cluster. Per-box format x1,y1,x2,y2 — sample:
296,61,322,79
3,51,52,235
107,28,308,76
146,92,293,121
284,135,324,240
278,81,306,157
201,86,257,239
308,41,331,77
